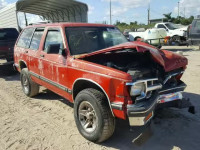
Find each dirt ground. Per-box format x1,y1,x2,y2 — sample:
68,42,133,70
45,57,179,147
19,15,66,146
0,49,200,150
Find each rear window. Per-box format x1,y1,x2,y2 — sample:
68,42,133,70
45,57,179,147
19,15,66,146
17,28,34,48
0,28,19,41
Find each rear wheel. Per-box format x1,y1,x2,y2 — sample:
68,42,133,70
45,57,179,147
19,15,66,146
172,36,180,46
74,88,115,143
20,68,39,97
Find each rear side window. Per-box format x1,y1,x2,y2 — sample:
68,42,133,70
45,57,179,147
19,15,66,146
0,28,18,41
29,28,44,50
44,29,63,53
17,28,34,48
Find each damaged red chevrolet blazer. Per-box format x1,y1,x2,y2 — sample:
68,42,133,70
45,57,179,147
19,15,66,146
14,23,192,142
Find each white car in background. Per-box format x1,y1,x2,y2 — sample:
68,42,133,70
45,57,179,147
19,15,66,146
129,28,167,47
155,22,188,44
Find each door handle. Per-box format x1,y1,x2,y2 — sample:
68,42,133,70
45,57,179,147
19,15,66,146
25,51,28,53
40,54,45,58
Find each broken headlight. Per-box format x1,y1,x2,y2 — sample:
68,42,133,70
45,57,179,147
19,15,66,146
130,82,146,97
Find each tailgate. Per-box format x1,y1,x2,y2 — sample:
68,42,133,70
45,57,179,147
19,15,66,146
0,40,15,52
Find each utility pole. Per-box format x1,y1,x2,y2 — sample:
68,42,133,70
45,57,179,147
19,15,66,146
184,7,186,18
148,0,150,25
178,1,180,19
110,0,112,25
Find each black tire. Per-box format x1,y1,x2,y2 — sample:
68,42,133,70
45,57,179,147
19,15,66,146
20,68,39,97
74,88,115,143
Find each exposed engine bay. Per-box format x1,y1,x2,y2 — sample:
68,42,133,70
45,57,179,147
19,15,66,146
81,48,193,115
82,49,185,101
82,49,163,81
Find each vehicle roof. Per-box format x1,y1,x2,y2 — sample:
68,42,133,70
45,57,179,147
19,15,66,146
25,22,115,28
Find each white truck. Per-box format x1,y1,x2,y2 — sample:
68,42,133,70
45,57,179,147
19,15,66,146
155,22,188,45
129,28,167,47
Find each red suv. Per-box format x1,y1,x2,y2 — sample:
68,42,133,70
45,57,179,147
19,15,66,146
14,23,192,142
0,28,19,62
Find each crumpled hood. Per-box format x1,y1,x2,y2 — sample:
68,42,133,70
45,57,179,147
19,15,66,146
76,41,188,72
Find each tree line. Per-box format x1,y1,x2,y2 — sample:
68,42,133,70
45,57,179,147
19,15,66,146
115,12,194,32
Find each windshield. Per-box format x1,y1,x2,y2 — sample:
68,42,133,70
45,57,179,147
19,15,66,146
165,23,178,30
0,29,19,41
65,27,128,55
173,24,185,29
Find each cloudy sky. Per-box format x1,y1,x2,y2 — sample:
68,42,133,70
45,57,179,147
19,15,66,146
1,0,200,24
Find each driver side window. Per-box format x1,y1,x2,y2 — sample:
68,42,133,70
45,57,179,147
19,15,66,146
44,29,63,53
157,24,166,29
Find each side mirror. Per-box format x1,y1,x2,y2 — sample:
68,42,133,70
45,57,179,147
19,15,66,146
166,29,169,32
61,48,67,57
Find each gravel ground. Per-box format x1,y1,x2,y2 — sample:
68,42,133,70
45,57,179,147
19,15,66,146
0,50,200,150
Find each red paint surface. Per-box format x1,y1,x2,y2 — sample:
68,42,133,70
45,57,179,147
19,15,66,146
14,23,188,120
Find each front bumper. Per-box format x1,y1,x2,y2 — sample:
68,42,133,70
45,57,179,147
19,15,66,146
127,80,191,126
127,92,187,126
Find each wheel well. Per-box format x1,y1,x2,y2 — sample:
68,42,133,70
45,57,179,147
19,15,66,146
19,61,27,71
73,79,114,116
73,80,104,100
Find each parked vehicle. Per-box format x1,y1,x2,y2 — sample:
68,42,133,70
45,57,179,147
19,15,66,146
0,28,19,62
187,17,200,45
155,22,188,45
129,28,167,47
14,23,193,143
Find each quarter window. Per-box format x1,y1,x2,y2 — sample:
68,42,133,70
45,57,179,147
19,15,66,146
29,28,44,50
44,29,63,53
17,28,34,48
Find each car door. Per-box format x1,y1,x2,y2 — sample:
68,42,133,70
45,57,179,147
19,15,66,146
190,20,200,45
28,27,45,75
39,27,67,87
157,24,169,35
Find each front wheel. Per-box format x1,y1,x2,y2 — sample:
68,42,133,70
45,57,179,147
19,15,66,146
20,68,39,97
74,88,115,143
